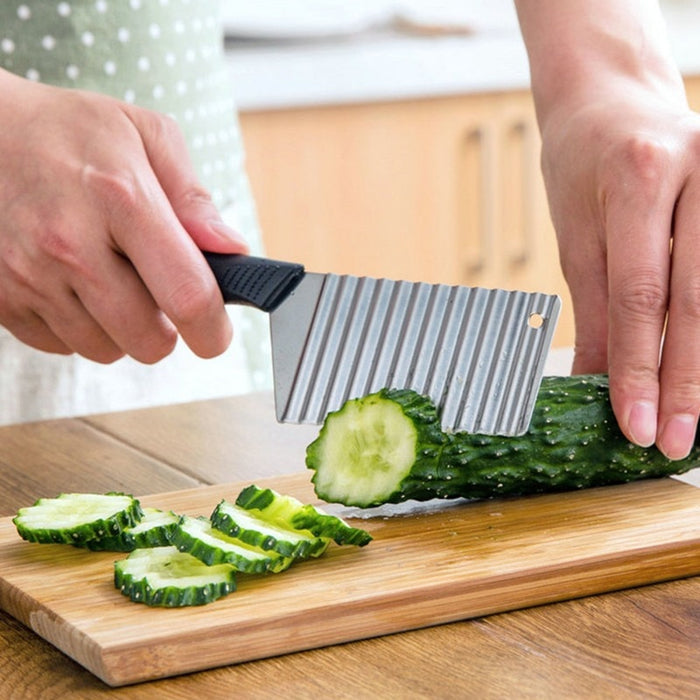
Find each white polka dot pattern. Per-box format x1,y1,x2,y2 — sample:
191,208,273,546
0,0,245,212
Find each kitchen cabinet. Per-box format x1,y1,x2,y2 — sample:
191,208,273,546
685,75,700,109
238,76,700,349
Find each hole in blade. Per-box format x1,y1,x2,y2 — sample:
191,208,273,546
528,312,544,329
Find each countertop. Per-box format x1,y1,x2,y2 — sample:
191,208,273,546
225,3,700,111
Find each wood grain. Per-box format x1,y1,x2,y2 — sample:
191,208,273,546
0,418,200,516
82,393,319,484
1,472,698,687
4,578,700,700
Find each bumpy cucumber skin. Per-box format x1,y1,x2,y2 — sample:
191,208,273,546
13,492,143,546
435,375,699,500
306,388,447,507
235,485,373,547
307,375,700,506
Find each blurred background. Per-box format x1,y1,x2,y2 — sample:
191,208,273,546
222,0,700,349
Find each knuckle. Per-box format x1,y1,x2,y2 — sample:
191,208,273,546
609,362,659,390
1,221,89,292
136,108,188,154
81,163,140,214
614,276,668,320
35,223,82,269
603,134,672,196
164,274,220,326
620,135,671,178
146,110,182,141
659,372,700,415
88,345,126,365
179,184,214,209
133,326,178,365
672,282,700,321
0,246,33,292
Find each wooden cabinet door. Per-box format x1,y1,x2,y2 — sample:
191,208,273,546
684,75,700,110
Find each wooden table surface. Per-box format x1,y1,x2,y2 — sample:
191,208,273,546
1,391,698,699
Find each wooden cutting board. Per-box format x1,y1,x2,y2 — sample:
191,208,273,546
1,473,699,687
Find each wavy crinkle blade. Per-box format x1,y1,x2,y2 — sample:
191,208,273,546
270,273,560,435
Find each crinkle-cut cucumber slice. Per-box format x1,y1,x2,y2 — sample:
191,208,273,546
114,546,236,607
210,500,329,558
235,485,372,547
171,515,293,574
86,507,180,552
13,492,143,546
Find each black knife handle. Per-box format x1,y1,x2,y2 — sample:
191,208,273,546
203,253,305,313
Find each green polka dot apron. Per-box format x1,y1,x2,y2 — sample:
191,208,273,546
0,0,272,424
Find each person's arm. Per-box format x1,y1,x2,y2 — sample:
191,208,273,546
0,68,247,364
514,0,700,459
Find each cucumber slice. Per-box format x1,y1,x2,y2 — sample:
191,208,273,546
86,508,180,552
13,492,143,546
171,515,293,574
235,485,372,547
114,546,236,607
210,500,329,558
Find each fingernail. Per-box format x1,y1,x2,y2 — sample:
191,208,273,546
209,220,249,248
659,413,696,461
627,400,657,447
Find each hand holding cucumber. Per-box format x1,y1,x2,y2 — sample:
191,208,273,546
516,0,700,460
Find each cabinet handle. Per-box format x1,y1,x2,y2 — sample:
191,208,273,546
461,126,496,277
508,121,536,268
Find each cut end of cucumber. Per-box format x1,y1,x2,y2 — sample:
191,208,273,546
307,393,418,507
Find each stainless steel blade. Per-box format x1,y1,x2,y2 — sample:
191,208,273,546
270,273,560,435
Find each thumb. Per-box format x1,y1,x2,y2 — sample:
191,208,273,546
126,106,249,254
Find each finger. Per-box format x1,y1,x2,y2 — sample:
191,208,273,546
0,312,72,355
33,287,124,363
655,179,700,459
82,161,233,359
604,145,674,448
72,250,179,364
0,261,122,361
557,227,610,375
0,208,170,363
126,106,249,254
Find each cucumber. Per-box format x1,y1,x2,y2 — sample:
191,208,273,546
235,485,372,547
210,500,329,558
114,546,236,607
306,375,700,507
86,508,180,552
13,492,143,546
170,515,293,574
